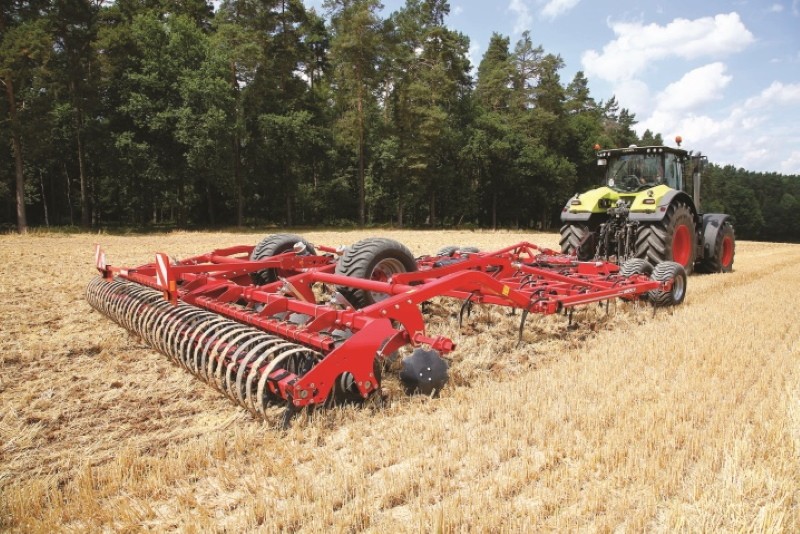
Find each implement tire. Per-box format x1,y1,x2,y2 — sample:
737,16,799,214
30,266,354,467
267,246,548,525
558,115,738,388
635,202,696,274
250,233,315,285
559,223,595,261
648,261,687,307
336,238,417,309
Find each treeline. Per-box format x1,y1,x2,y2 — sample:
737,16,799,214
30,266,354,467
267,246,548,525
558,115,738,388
2,0,798,241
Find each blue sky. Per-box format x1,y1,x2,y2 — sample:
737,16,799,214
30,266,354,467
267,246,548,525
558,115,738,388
306,0,800,174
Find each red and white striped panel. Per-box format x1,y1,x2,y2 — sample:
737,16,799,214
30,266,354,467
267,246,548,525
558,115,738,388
155,253,170,289
94,244,106,271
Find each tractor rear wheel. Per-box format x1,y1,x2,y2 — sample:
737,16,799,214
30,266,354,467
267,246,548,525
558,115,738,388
250,233,316,285
698,221,735,273
335,238,417,308
559,224,595,260
635,202,696,274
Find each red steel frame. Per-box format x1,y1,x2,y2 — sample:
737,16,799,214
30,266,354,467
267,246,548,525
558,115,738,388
93,241,668,409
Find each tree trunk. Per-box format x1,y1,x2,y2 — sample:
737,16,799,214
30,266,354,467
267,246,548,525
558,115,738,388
5,77,27,233
397,196,404,228
63,163,74,225
76,108,89,228
357,79,366,226
491,190,497,231
40,170,49,227
231,61,243,227
429,189,436,227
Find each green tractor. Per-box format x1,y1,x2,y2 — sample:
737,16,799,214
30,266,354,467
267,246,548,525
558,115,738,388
559,138,735,274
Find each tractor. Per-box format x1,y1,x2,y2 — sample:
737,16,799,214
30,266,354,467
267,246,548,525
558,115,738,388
559,137,735,274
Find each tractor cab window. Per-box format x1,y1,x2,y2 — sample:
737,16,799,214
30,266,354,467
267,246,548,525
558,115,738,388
606,153,664,192
664,152,682,189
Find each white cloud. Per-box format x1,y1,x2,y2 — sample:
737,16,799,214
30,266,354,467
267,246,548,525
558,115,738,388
541,0,581,20
656,62,732,113
745,81,800,109
582,12,754,83
452,5,463,16
636,80,800,172
768,3,784,12
613,79,651,115
508,0,533,34
467,42,481,74
781,151,800,174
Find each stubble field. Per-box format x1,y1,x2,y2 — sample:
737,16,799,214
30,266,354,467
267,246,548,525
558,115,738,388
0,229,798,532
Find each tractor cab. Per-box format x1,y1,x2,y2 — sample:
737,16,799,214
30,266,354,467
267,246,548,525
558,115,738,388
597,145,687,193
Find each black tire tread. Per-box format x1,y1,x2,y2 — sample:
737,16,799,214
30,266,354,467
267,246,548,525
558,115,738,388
698,221,735,273
335,238,417,309
648,261,687,307
559,224,594,260
619,258,653,277
250,233,315,285
635,202,696,274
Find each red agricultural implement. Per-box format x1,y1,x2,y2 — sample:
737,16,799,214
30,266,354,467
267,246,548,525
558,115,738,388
86,234,687,426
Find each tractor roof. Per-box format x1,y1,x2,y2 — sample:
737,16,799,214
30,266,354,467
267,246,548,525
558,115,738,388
597,145,689,158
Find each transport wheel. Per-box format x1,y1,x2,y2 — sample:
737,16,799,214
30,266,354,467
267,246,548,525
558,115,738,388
436,245,480,257
436,245,460,256
250,233,315,285
698,221,735,273
647,261,687,307
619,258,653,277
619,258,653,301
635,202,696,274
559,223,595,260
335,237,417,308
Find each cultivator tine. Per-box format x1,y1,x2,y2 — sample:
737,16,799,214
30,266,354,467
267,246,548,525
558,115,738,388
517,308,530,347
458,292,478,328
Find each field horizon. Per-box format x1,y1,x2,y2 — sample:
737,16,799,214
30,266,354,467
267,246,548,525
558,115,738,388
1,230,798,532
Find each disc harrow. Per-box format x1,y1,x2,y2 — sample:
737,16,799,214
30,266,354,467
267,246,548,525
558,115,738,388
86,235,687,425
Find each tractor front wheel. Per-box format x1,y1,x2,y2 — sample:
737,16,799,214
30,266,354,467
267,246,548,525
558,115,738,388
559,223,595,260
635,202,696,274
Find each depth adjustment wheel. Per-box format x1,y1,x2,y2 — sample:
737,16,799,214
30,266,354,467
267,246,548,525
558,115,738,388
335,237,417,308
250,233,316,285
648,261,687,307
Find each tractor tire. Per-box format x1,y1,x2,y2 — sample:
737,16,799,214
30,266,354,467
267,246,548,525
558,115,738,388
698,221,735,273
559,224,595,261
335,237,417,309
648,261,687,307
619,258,653,277
250,233,316,285
635,202,696,274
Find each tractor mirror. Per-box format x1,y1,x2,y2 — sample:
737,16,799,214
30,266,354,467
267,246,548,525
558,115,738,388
597,158,607,166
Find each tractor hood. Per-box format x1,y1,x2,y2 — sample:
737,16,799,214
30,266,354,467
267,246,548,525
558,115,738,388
561,185,675,222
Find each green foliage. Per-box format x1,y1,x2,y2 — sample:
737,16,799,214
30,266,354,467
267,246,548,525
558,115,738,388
0,0,797,242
